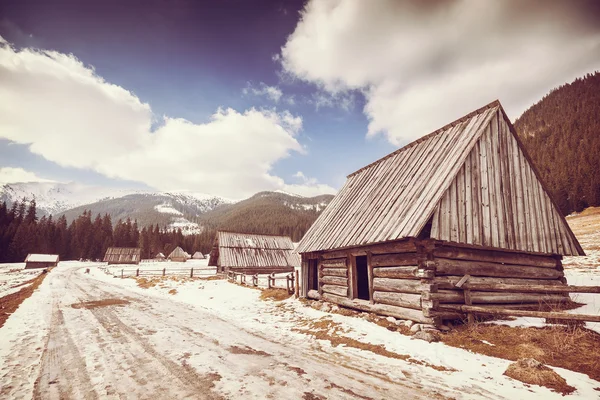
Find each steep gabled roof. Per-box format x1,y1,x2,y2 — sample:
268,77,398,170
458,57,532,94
103,247,141,263
168,246,187,259
297,101,584,256
208,231,299,268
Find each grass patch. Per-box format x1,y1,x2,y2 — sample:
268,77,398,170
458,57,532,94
443,323,600,381
259,288,292,301
71,298,129,309
504,358,575,395
228,345,271,356
294,317,454,372
168,288,177,295
0,270,50,329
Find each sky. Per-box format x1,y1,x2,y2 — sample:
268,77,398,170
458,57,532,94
0,0,599,200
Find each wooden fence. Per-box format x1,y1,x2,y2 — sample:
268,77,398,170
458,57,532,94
432,275,600,324
114,266,217,278
227,271,299,295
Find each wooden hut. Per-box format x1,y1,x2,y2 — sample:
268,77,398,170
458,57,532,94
296,100,584,326
103,247,141,265
25,254,59,269
168,246,188,262
155,252,166,261
208,231,300,274
192,251,205,259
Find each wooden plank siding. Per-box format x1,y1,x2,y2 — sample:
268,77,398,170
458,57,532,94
431,109,582,256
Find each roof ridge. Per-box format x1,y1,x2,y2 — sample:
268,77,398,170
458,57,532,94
217,230,292,239
347,100,501,178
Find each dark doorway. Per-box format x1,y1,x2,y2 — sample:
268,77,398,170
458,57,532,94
307,259,319,291
355,255,370,300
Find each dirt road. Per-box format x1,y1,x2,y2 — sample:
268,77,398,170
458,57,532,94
0,264,459,399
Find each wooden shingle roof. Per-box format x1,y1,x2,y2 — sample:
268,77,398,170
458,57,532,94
297,101,584,256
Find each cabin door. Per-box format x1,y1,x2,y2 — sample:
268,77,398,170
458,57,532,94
307,259,319,292
354,255,370,301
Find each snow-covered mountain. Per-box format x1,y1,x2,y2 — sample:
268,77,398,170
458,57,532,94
0,182,143,216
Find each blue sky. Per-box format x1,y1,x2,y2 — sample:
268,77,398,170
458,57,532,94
0,0,599,199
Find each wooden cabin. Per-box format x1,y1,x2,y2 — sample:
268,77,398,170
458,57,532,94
155,252,166,261
208,231,300,274
25,254,59,269
296,100,584,326
192,251,205,260
103,247,141,265
168,246,188,262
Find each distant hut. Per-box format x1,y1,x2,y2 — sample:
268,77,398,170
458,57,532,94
155,252,166,261
296,100,584,326
103,247,141,265
208,231,300,274
168,246,188,262
184,252,191,259
192,251,205,259
25,254,59,269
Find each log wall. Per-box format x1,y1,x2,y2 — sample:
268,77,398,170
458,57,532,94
301,239,570,326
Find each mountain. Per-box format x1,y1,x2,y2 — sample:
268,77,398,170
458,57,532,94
197,191,334,242
0,182,335,239
58,192,230,235
0,182,141,216
515,71,600,215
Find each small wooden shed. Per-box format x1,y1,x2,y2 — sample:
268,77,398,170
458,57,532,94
192,251,205,259
296,100,584,326
208,231,300,274
168,246,188,262
103,247,141,265
25,254,59,269
155,252,166,261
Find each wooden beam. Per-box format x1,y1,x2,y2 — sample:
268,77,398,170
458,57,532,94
372,278,433,294
321,284,348,297
367,251,374,304
430,290,569,305
461,283,600,294
373,266,420,279
320,276,348,286
321,293,434,324
371,253,419,267
321,268,347,277
434,246,560,268
435,258,563,279
433,275,564,290
439,304,600,323
372,291,422,310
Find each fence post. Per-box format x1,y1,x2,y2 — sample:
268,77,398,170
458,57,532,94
242,274,246,284
163,268,166,276
136,268,139,277
253,274,258,286
121,269,124,279
190,268,194,278
268,274,272,289
295,270,299,298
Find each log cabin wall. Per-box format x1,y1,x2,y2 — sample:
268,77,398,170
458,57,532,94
302,238,570,325
305,239,440,324
428,243,568,315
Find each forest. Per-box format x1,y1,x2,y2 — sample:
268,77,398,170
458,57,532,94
516,71,600,215
0,199,212,263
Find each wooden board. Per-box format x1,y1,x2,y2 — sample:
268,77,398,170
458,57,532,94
372,278,432,294
372,291,422,310
434,258,563,279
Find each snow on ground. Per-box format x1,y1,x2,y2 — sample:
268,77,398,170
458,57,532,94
84,264,600,399
154,203,183,215
0,263,44,297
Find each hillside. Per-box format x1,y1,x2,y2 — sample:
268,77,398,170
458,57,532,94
515,71,600,215
198,191,333,243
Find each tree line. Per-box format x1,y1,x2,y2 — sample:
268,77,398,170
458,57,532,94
0,199,211,263
515,71,600,215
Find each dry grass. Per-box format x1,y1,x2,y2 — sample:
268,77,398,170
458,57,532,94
294,317,455,372
259,288,292,301
228,345,271,356
0,270,49,328
443,323,600,381
71,298,130,309
168,289,177,295
504,358,575,395
134,275,205,289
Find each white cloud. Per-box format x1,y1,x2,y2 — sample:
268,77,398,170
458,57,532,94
243,82,284,103
285,170,336,197
0,167,55,185
281,0,600,145
0,38,333,199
